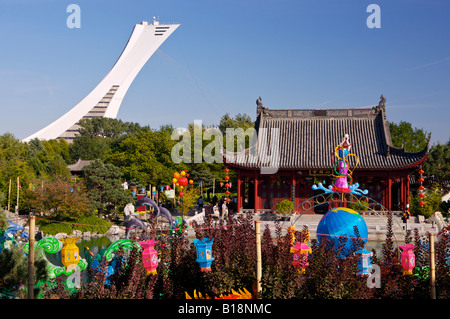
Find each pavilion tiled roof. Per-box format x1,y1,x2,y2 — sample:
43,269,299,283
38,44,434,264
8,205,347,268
225,96,429,171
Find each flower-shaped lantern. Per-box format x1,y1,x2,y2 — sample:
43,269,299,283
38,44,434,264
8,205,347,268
193,238,214,272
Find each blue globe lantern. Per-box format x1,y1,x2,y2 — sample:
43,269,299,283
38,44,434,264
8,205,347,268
316,207,368,257
193,238,214,272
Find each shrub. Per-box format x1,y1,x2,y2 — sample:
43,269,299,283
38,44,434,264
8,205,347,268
275,200,294,217
37,215,111,235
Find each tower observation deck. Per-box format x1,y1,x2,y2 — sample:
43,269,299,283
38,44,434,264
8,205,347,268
23,18,179,143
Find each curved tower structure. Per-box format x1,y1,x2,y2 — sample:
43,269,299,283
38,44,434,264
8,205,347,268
23,18,179,142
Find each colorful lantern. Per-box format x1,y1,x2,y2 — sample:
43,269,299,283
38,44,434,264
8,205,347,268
193,238,214,272
399,243,415,275
355,248,373,276
139,240,158,275
59,237,81,273
290,242,311,273
178,176,188,187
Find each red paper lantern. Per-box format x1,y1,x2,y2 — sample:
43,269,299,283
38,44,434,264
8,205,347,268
419,201,425,206
418,177,424,183
224,183,230,188
178,176,188,187
419,193,425,198
418,169,424,175
224,168,230,173
225,198,231,203
224,176,230,181
418,185,425,191
225,190,231,195
179,192,184,197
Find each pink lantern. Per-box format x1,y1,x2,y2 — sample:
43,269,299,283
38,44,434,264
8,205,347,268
399,243,415,275
290,242,311,273
139,240,159,275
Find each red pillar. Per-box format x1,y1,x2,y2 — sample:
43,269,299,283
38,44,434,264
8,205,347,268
254,173,259,214
406,173,410,208
387,176,392,211
237,170,243,213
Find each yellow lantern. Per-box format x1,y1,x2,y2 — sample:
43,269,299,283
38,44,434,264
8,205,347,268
59,237,81,272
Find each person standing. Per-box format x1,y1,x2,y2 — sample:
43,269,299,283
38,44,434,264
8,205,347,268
197,195,204,212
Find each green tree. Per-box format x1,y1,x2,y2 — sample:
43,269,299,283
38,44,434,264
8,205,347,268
27,139,71,178
177,186,200,217
83,160,132,219
0,133,36,211
69,136,111,161
24,176,90,220
105,129,177,186
0,245,48,298
78,117,145,139
389,121,430,152
422,140,450,185
218,113,254,135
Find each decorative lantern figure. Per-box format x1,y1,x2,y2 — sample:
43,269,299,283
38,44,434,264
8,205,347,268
193,238,214,272
139,239,159,275
355,248,373,276
399,243,415,275
59,237,81,272
290,242,311,273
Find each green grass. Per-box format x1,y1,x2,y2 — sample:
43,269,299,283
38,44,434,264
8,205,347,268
37,215,112,235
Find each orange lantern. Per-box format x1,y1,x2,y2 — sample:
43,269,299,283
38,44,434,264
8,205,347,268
220,182,224,187
189,180,194,185
418,177,424,183
418,169,424,175
418,185,425,191
419,193,425,198
225,190,231,195
174,172,180,179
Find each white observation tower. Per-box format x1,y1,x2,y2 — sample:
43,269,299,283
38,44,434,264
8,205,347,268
23,18,179,142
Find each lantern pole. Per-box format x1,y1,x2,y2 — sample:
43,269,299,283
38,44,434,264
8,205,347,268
429,233,436,299
27,213,35,299
255,221,262,298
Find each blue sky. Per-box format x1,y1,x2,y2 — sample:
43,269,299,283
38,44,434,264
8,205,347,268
0,0,449,146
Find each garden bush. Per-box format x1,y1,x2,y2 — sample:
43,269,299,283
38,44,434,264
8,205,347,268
37,215,111,235
39,211,449,299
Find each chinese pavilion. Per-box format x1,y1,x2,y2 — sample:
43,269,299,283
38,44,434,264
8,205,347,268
225,96,429,214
